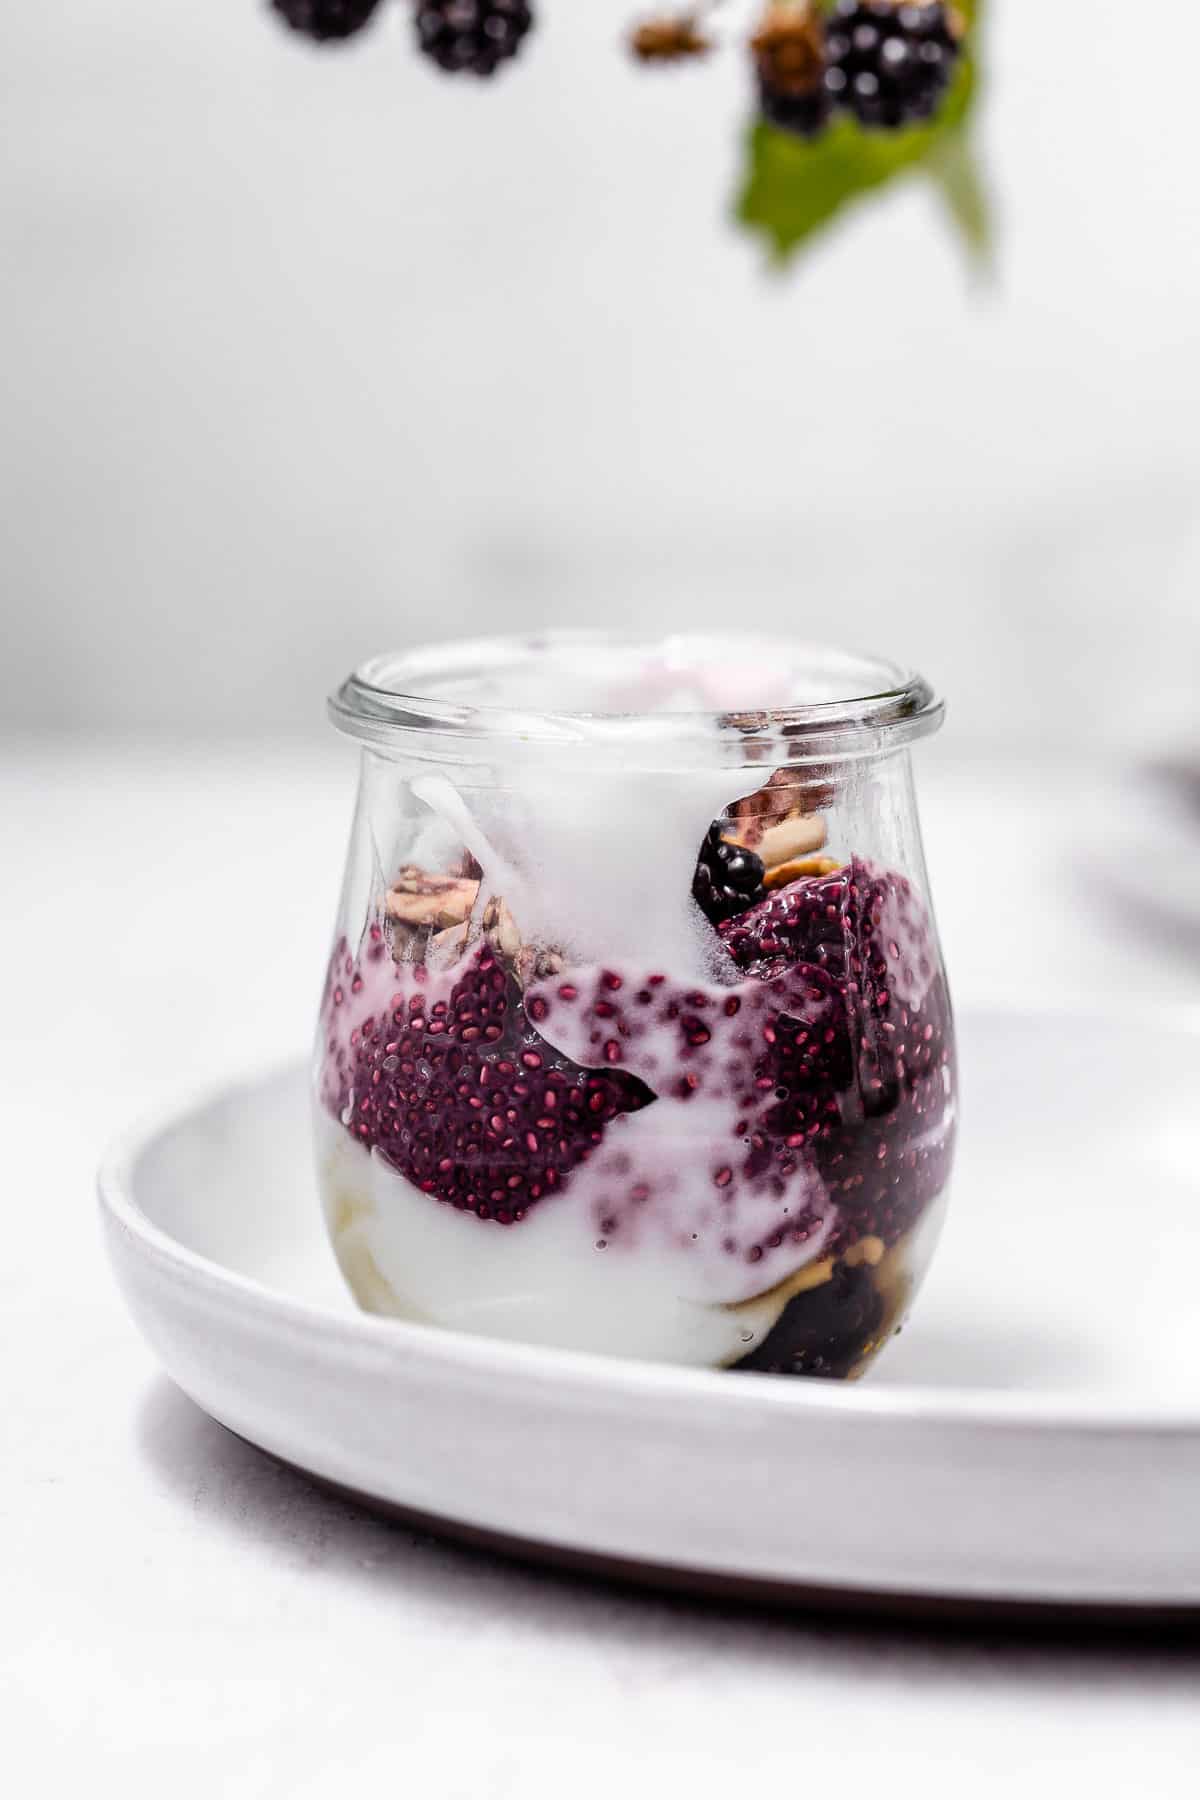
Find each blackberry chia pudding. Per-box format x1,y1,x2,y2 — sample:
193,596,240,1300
315,634,956,1377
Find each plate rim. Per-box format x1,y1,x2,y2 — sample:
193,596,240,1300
98,1019,1200,1438
210,1433,1194,1628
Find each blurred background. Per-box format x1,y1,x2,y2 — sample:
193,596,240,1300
3,0,1198,753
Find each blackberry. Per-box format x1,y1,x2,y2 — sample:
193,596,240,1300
759,83,831,139
751,2,831,140
824,1,963,129
692,823,766,926
270,0,383,41
721,858,957,1252
414,0,534,76
732,1260,885,1378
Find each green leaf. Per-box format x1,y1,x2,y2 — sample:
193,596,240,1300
925,127,992,274
734,7,990,272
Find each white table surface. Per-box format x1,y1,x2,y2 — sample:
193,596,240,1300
3,740,1199,1796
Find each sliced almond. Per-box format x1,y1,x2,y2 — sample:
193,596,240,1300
763,854,841,891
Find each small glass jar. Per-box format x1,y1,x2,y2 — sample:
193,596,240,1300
314,632,956,1379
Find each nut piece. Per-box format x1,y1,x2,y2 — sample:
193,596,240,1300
385,866,479,930
728,768,797,842
763,853,841,890
482,895,523,962
482,895,564,986
629,13,711,61
729,766,838,842
751,2,825,99
727,811,827,868
843,1235,885,1269
515,943,565,986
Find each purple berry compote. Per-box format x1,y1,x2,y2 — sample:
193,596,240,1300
314,635,957,1377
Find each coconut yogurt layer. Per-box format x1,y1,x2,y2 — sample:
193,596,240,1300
317,1111,822,1364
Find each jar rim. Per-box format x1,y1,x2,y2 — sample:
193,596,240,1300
329,631,944,765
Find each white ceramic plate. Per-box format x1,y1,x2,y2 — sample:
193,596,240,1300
99,1009,1200,1620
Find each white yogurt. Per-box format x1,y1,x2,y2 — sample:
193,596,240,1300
315,1109,816,1365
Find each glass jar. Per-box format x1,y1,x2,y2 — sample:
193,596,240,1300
314,632,956,1379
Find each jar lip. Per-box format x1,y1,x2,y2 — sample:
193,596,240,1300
329,631,944,764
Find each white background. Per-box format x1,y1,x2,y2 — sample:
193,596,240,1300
4,4,1200,1790
3,1,1199,752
